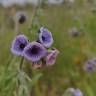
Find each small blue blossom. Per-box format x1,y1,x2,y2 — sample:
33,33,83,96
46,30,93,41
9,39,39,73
84,59,96,72
23,42,46,62
38,27,53,48
11,35,28,56
64,88,83,96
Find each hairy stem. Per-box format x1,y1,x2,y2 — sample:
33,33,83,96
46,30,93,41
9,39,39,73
20,57,24,70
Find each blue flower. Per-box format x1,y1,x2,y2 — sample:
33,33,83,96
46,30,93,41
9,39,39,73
64,88,83,96
84,59,96,72
11,35,28,56
23,42,46,62
38,27,53,48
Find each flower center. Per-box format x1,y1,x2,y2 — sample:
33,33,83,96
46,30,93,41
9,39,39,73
42,36,47,41
31,46,39,55
20,43,26,49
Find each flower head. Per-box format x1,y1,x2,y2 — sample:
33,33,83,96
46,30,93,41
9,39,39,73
38,27,53,48
69,27,79,37
23,42,46,62
11,35,28,56
64,88,83,96
45,49,59,66
14,11,27,24
74,89,83,96
84,59,96,72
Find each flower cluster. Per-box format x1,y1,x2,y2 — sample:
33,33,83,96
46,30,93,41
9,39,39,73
11,27,59,68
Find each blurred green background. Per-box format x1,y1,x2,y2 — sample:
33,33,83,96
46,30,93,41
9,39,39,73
0,0,96,96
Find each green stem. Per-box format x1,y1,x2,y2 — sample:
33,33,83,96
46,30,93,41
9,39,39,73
20,57,24,70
